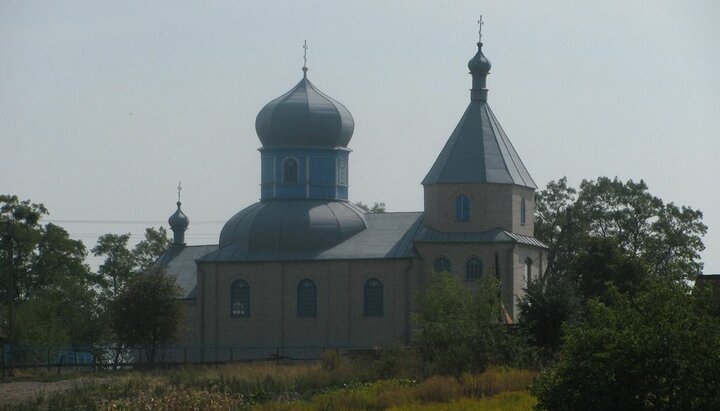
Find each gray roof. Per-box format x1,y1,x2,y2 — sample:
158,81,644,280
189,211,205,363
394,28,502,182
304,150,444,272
421,100,536,189
157,244,218,298
216,200,367,257
255,74,354,148
413,224,548,248
201,210,422,262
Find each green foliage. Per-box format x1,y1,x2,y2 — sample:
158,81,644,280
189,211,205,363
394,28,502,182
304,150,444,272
532,282,720,411
132,227,172,274
111,268,183,363
353,201,386,213
92,233,134,300
535,177,706,282
414,272,504,375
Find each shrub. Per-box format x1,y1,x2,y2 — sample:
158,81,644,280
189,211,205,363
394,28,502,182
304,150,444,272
320,349,341,371
416,375,461,404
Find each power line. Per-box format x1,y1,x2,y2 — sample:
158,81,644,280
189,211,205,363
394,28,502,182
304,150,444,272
46,219,224,224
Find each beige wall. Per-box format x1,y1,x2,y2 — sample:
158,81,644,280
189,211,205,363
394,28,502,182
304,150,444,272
194,258,413,360
423,183,535,236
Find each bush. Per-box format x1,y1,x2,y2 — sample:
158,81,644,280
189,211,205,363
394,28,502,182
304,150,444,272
533,283,720,411
416,375,461,404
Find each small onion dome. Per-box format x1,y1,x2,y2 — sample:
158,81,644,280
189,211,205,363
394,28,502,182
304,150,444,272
255,76,355,148
168,201,189,230
468,42,491,74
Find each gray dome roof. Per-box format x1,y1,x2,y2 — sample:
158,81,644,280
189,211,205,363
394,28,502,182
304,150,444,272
255,76,355,148
468,42,491,73
219,200,367,255
168,202,189,230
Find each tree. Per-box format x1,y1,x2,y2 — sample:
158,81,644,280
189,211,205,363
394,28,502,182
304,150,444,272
111,267,183,364
532,282,720,411
414,272,502,375
0,195,47,370
535,177,706,283
354,201,386,213
132,227,171,274
92,233,134,300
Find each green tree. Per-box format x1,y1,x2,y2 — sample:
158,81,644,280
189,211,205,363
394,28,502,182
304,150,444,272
92,233,134,300
354,201,386,213
111,267,183,364
1,195,47,370
535,177,706,283
532,282,720,411
132,227,171,274
414,272,502,375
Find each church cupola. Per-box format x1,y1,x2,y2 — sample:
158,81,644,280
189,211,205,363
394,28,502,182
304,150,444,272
468,41,491,101
422,24,537,236
256,42,354,202
168,183,189,245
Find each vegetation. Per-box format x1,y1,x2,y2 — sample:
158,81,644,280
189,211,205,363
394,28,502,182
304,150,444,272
1,174,715,409
354,201,386,213
111,267,184,364
0,361,536,411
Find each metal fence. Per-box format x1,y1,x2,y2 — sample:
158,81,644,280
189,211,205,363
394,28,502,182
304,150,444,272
1,344,376,374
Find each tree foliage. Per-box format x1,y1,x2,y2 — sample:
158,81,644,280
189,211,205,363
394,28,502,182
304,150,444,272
111,267,183,364
414,272,503,375
535,177,706,282
354,201,386,213
533,282,720,411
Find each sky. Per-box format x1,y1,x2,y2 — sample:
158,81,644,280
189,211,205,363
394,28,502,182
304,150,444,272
1,1,719,273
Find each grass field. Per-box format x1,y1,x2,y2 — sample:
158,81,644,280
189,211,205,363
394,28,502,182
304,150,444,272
0,355,537,410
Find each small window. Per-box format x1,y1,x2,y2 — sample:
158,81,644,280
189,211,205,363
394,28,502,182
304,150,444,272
231,280,250,317
465,256,483,280
520,198,527,226
297,279,317,318
364,278,383,317
524,258,533,286
337,159,348,185
433,256,451,273
455,195,470,222
283,157,299,184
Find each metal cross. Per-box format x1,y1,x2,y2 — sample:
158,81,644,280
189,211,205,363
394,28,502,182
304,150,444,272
478,16,484,42
177,181,182,202
303,40,308,68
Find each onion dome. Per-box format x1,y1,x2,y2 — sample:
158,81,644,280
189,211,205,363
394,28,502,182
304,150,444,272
218,200,366,257
468,42,491,73
255,71,355,148
168,201,189,245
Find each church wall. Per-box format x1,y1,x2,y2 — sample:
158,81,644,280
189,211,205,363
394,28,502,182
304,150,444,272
195,258,412,360
423,183,534,236
413,242,516,316
510,245,546,319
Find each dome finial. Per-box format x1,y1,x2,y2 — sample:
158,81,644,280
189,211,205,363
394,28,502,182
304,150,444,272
302,40,308,78
468,18,492,102
169,182,189,246
477,15,484,43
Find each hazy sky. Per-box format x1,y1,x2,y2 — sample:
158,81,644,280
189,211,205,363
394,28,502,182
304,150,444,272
2,1,719,273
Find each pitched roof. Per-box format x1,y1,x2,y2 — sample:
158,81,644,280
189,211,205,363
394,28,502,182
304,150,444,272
421,101,536,189
157,244,218,298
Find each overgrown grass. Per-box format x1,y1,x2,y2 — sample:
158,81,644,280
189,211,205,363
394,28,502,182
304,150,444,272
1,355,537,411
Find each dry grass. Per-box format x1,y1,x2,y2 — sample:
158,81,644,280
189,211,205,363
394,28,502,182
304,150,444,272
460,367,537,398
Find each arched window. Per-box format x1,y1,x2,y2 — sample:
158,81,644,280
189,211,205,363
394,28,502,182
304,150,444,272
297,279,317,318
433,256,451,273
465,256,483,280
364,278,383,317
520,198,526,225
524,258,533,286
337,159,348,185
455,195,470,222
231,280,250,317
282,157,299,184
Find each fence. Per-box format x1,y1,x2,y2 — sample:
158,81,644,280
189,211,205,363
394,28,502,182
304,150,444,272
1,344,377,374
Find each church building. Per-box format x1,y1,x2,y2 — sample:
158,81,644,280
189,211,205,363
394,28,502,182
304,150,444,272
159,35,547,360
